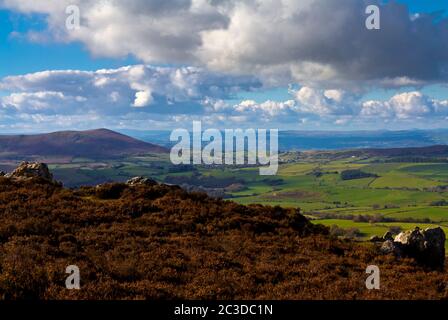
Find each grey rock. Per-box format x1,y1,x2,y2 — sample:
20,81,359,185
391,226,445,270
395,227,425,251
126,176,158,186
380,240,402,256
6,161,54,181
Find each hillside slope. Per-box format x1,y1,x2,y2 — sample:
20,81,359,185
299,144,448,161
0,129,167,160
0,177,446,300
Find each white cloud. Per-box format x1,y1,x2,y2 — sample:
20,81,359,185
1,91,81,114
324,90,344,103
133,90,153,107
234,99,295,117
0,65,259,117
227,88,448,127
361,92,448,119
293,86,355,116
2,64,448,130
2,0,448,87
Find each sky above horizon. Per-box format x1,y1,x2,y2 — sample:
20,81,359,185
1,0,448,133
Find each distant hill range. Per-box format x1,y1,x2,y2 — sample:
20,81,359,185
0,129,168,161
298,144,448,161
358,145,448,158
1,128,448,163
120,128,448,151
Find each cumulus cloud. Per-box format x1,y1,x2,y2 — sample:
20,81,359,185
1,91,88,114
212,88,448,128
132,90,153,107
1,65,448,130
0,64,263,130
2,0,448,130
0,65,260,117
2,0,448,87
361,92,448,120
234,99,295,116
293,87,356,116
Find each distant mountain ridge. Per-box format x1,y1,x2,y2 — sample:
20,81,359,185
119,128,448,150
1,128,448,162
0,128,167,160
362,145,448,157
297,144,448,162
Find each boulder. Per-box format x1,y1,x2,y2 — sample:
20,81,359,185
421,227,446,270
380,240,402,256
383,231,394,241
395,227,425,250
126,176,158,187
392,226,445,270
5,161,55,182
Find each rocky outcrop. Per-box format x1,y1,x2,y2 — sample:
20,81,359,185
126,176,158,187
383,231,394,241
380,240,402,256
380,226,446,270
370,231,394,242
6,162,53,180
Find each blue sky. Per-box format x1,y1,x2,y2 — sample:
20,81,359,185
400,0,448,14
1,0,448,132
0,10,138,78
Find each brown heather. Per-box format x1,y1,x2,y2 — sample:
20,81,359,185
0,177,447,300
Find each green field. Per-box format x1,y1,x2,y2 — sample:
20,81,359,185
229,160,448,219
48,152,448,243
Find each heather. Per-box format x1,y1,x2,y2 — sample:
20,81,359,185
0,177,446,300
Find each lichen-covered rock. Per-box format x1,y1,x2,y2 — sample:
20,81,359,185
392,226,445,270
6,161,54,181
395,227,425,249
380,240,402,256
126,176,158,186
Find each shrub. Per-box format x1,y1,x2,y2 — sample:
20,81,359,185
95,183,127,199
0,179,446,300
389,226,402,235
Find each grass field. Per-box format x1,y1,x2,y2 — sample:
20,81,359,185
47,152,448,243
225,157,448,240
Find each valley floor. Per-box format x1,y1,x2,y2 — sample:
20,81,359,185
31,153,448,249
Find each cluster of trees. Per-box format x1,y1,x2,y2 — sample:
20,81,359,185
329,225,362,239
164,173,244,189
340,169,378,181
430,199,448,207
